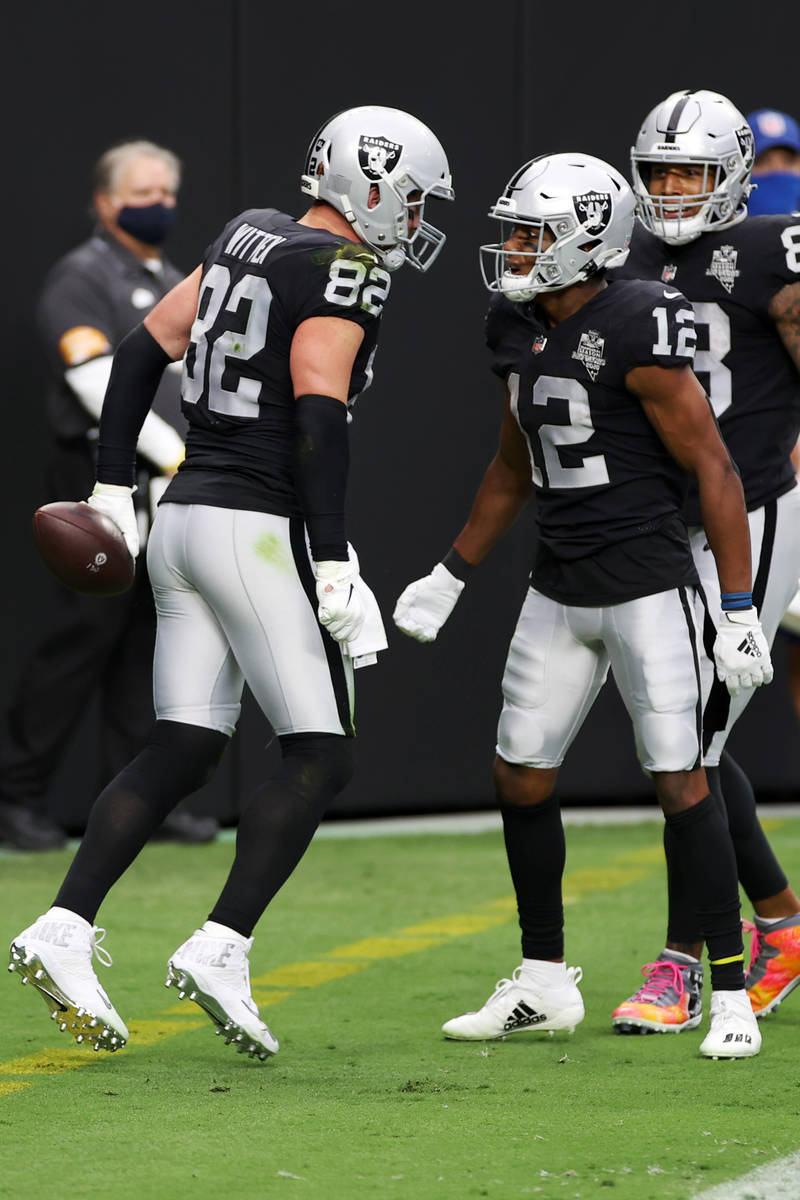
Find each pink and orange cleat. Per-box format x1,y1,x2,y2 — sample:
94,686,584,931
612,950,703,1034
744,914,800,1017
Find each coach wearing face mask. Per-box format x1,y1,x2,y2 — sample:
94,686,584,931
0,140,218,849
746,108,800,216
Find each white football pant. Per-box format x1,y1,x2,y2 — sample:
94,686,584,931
146,504,354,737
497,585,702,773
693,483,800,766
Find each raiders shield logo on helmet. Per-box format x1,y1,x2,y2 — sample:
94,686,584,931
573,191,612,235
735,125,755,170
358,135,402,181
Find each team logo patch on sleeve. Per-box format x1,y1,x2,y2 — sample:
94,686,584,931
571,330,606,381
705,245,740,293
57,326,112,366
573,192,612,235
358,135,402,181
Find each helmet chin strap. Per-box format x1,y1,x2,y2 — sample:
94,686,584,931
380,246,407,271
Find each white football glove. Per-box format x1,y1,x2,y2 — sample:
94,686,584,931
393,562,465,643
315,558,365,643
86,482,139,559
713,607,774,698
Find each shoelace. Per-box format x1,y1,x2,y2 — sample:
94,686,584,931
492,967,524,996
742,919,761,973
628,960,683,1003
493,964,583,996
90,926,113,968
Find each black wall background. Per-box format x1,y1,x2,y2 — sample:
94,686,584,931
1,1,798,824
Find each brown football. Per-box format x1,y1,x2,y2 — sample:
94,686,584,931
32,501,135,596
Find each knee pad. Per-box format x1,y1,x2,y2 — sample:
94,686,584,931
278,732,355,800
125,719,229,800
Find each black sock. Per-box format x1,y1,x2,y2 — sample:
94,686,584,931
663,795,744,991
664,780,728,945
664,819,704,946
715,751,788,903
54,721,228,923
208,733,354,937
501,794,565,961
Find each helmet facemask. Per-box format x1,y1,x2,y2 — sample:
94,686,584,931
356,169,452,272
632,156,742,245
481,217,566,302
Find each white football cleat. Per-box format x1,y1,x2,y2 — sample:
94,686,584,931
166,924,278,1061
8,907,128,1051
699,990,761,1059
442,965,585,1041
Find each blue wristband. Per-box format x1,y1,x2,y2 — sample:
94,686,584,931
720,591,752,611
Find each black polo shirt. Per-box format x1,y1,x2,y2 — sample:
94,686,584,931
36,228,185,445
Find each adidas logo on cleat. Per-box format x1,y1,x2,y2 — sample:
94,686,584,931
723,1031,752,1044
503,1001,547,1031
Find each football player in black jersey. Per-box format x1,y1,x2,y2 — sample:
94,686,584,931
394,152,771,1058
607,90,800,1035
8,106,454,1061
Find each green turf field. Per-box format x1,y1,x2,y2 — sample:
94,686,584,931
2,815,799,1200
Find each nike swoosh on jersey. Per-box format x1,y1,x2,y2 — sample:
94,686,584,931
662,289,682,299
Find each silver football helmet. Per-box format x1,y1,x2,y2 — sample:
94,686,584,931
300,105,453,271
631,89,755,245
480,153,634,303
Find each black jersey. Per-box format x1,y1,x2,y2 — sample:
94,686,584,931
613,216,800,522
486,279,699,605
165,208,389,515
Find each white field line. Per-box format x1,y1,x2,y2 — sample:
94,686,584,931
691,1150,800,1199
310,803,800,840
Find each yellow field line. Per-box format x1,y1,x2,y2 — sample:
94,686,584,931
1,852,655,1094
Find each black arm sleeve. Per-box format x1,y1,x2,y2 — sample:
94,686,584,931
96,323,172,485
441,546,476,581
294,393,349,562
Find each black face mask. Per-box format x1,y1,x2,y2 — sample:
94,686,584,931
116,202,177,245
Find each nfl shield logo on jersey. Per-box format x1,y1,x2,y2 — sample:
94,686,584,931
532,334,548,354
573,192,612,235
705,245,740,293
571,330,606,381
358,135,402,181
661,264,678,283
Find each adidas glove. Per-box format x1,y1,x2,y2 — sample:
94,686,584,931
87,482,139,559
315,558,365,643
393,563,465,643
713,607,774,698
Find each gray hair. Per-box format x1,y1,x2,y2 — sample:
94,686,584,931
92,140,182,197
